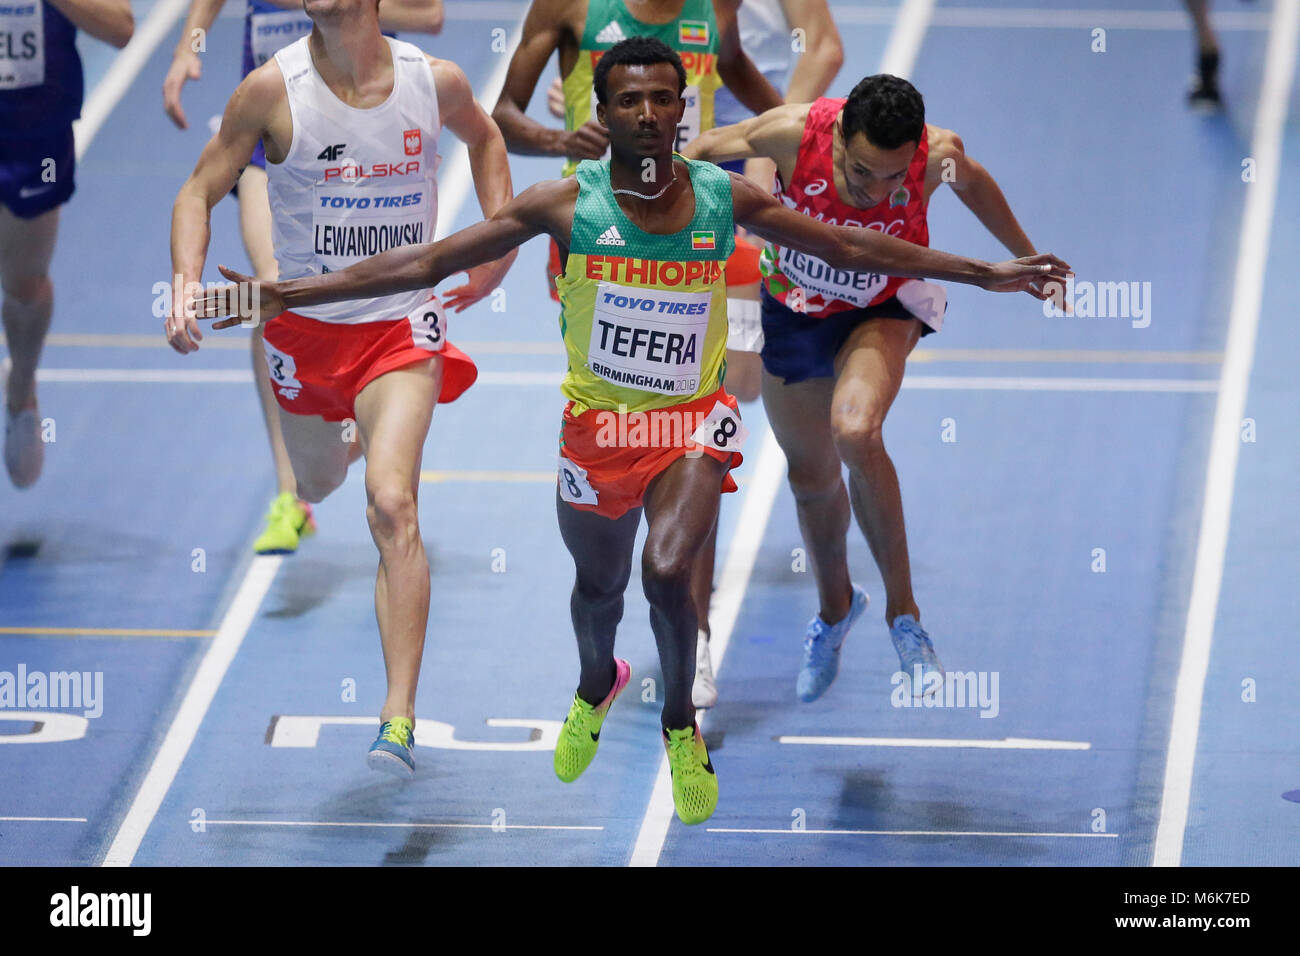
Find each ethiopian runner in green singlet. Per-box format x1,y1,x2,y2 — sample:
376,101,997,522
200,39,1070,826
489,0,785,716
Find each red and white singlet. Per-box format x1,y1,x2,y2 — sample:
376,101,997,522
762,97,931,317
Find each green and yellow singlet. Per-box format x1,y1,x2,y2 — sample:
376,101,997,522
561,0,722,178
557,157,736,415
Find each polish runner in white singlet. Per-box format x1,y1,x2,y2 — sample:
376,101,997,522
162,0,444,555
167,0,516,777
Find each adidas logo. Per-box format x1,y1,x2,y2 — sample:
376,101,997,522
595,21,626,44
595,225,626,246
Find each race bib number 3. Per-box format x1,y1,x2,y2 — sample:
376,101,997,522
0,2,45,91
587,282,711,395
690,401,747,454
408,298,447,351
262,338,303,398
557,455,599,505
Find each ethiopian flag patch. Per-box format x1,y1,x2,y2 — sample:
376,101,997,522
679,20,709,45
691,230,716,250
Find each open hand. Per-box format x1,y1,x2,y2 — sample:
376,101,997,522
191,265,285,330
981,253,1072,299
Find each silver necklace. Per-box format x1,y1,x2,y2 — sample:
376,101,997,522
611,166,677,200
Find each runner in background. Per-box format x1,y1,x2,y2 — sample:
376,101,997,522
1,0,134,488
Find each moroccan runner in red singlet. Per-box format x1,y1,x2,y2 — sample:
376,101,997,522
686,74,1059,705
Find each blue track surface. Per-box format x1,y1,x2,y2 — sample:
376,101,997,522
1,0,1296,866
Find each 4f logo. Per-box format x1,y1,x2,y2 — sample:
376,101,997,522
403,129,422,156
317,143,346,161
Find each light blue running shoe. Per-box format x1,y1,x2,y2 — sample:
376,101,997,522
367,717,415,778
797,585,870,702
890,614,945,697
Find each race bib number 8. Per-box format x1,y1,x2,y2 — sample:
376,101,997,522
0,2,45,91
690,400,747,454
557,455,598,505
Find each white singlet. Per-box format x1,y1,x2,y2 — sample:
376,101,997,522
267,35,442,324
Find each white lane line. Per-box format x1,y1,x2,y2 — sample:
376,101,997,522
627,428,787,867
101,556,282,866
1152,0,1298,869
778,736,1091,751
0,816,89,823
833,6,1269,31
435,19,523,238
707,828,1118,838
38,369,252,383
910,348,1224,365
903,376,1217,393
6,333,568,354
32,369,1218,391
202,820,602,831
74,0,189,160
879,0,934,79
17,335,1224,364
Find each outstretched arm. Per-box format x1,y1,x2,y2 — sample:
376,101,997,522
198,180,579,326
730,172,1069,296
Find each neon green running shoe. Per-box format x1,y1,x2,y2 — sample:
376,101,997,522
253,491,317,555
554,658,631,783
664,723,717,825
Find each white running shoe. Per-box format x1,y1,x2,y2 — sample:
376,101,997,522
693,630,718,709
2,358,43,488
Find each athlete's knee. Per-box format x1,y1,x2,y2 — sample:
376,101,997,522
785,459,843,505
296,459,348,503
641,544,694,607
296,471,343,504
366,480,419,545
830,405,887,465
572,549,632,602
0,272,52,306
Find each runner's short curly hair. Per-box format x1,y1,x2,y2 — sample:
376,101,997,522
594,36,688,104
